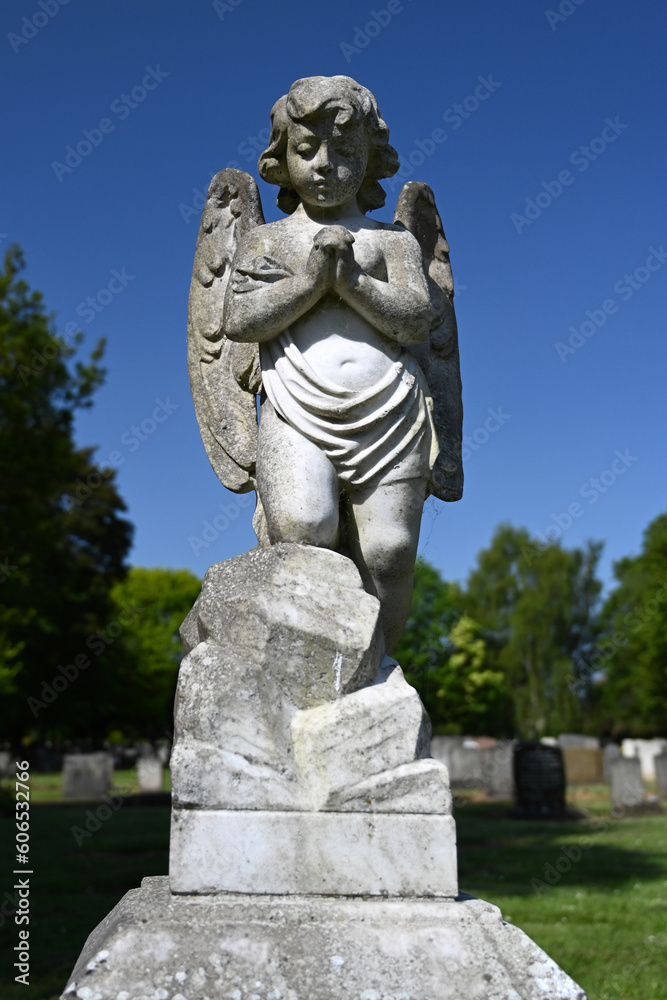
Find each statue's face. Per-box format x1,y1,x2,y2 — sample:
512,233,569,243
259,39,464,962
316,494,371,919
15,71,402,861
286,112,368,209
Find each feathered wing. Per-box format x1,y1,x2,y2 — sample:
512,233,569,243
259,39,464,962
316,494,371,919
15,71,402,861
187,168,265,495
393,181,463,502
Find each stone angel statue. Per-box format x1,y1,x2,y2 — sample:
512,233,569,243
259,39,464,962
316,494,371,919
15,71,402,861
187,74,462,651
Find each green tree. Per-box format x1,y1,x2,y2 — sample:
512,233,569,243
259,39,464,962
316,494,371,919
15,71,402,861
596,512,667,735
0,246,133,742
464,524,603,737
105,567,201,739
426,614,509,735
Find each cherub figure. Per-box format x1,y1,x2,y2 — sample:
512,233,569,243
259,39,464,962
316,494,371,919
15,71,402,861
187,75,462,651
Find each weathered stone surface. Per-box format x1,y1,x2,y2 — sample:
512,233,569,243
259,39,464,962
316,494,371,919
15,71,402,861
170,640,305,811
62,753,113,799
136,756,163,792
180,543,384,704
291,660,439,810
170,810,457,897
61,876,587,1000
610,756,644,810
330,758,452,813
172,549,447,817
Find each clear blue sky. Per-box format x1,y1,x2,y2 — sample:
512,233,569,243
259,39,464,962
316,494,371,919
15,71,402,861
2,0,665,591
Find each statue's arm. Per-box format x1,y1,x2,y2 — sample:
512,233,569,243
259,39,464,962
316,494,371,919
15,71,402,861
335,229,431,345
223,230,330,343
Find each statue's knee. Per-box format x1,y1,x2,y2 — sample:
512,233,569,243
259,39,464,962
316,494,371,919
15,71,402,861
366,529,416,581
269,511,338,549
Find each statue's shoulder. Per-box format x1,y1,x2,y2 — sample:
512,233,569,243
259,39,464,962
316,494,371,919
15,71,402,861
235,215,299,255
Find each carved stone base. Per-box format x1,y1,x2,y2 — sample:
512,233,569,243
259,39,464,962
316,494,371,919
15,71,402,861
169,809,458,896
61,876,587,1000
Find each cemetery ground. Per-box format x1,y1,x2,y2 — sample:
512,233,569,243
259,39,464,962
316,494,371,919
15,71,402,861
0,776,665,999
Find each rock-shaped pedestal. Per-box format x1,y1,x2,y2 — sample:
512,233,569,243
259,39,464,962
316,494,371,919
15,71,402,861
169,543,457,896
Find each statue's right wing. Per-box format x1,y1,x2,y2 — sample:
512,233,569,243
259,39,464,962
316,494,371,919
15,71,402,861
187,169,265,493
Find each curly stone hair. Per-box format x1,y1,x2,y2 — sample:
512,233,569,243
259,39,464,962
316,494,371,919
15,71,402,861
258,75,400,215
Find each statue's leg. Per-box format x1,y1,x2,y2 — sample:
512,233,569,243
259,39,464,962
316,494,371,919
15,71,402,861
345,477,426,653
256,399,339,547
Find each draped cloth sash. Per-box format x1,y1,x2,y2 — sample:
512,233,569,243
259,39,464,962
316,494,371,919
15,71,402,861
261,330,438,488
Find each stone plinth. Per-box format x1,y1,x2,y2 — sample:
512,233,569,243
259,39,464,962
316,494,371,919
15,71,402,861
170,810,457,897
60,876,587,1000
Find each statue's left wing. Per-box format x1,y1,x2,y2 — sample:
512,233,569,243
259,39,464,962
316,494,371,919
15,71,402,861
394,181,463,502
187,168,265,494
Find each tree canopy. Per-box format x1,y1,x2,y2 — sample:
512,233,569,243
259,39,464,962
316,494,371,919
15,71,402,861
0,246,133,742
596,512,667,735
400,526,604,739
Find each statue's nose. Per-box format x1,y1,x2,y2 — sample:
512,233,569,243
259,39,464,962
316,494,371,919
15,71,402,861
313,143,333,175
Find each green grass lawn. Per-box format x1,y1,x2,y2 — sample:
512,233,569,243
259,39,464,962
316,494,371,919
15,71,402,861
0,777,665,999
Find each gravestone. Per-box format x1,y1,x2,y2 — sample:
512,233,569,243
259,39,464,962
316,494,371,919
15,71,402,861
155,739,171,765
137,756,163,792
430,736,483,787
0,751,11,777
654,754,667,800
513,742,566,818
603,743,621,780
481,740,515,797
62,752,113,799
562,747,604,784
621,737,667,780
610,757,644,811
558,733,600,749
